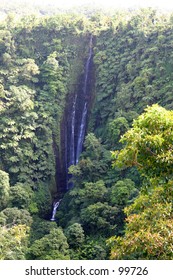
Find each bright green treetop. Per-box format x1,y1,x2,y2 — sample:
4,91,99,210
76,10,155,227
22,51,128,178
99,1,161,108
112,104,173,180
109,105,173,260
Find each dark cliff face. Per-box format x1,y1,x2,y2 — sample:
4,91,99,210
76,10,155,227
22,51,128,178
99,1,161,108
55,35,94,194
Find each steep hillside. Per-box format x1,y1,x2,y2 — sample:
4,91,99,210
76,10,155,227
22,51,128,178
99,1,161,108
0,8,173,259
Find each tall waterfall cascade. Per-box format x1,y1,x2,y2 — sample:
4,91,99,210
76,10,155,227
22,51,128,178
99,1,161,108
50,35,93,220
55,35,93,194
75,35,93,164
66,35,93,187
69,94,77,166
71,35,93,166
76,102,87,164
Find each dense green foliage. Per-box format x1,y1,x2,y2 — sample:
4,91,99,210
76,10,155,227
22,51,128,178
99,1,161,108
0,6,173,259
112,104,173,180
109,105,173,259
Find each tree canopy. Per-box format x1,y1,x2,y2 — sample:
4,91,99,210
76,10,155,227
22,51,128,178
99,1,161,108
1,7,173,260
109,104,173,260
112,104,173,180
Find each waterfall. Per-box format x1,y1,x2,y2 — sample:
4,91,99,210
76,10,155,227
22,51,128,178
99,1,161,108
50,200,61,221
69,94,77,166
75,35,93,164
83,35,93,95
50,35,93,218
56,35,93,193
76,102,87,164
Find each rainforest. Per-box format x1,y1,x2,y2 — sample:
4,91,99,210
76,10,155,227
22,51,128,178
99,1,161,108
0,3,173,260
